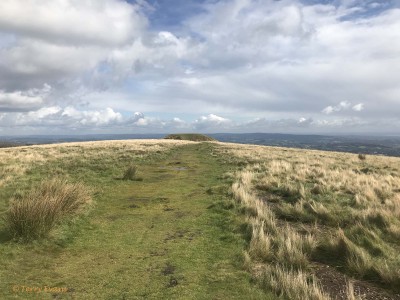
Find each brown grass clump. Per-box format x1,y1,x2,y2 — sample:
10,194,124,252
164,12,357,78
5,179,92,240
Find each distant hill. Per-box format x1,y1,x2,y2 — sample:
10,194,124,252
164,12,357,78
0,141,20,148
209,133,400,157
164,133,216,142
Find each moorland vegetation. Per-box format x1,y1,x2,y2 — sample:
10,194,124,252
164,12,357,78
1,139,399,299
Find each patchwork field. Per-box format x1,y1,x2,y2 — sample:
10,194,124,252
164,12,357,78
1,140,399,299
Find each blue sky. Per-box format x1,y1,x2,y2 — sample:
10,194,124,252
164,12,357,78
139,0,210,29
0,0,399,135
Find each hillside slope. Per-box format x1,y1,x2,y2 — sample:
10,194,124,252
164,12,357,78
1,140,400,299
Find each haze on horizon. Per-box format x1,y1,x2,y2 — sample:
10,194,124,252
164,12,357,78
0,0,399,136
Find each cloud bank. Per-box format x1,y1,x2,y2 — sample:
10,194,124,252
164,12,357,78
0,0,399,134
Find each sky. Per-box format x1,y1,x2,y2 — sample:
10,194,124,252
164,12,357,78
0,0,399,135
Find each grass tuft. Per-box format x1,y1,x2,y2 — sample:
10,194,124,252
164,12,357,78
260,265,330,300
122,164,137,180
5,178,92,240
358,153,367,161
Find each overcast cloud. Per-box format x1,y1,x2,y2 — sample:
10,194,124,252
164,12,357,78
0,0,399,135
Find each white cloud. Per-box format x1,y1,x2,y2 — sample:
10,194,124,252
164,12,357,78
79,107,122,126
171,117,187,128
15,106,62,125
194,114,232,130
0,0,149,96
352,103,364,111
298,117,308,123
28,106,61,119
1,106,399,135
322,106,334,114
0,0,399,134
2,105,122,128
322,101,352,114
0,0,146,46
60,106,122,126
135,118,150,127
0,84,51,111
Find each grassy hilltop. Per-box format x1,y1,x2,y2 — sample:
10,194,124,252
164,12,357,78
1,140,400,299
164,133,216,142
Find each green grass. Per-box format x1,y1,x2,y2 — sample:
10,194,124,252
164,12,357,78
0,143,273,299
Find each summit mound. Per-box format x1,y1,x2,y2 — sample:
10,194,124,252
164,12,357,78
164,133,216,142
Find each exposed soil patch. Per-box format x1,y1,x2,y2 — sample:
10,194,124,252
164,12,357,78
186,232,197,241
106,215,121,221
167,161,182,165
127,196,169,207
167,277,179,288
164,230,188,242
127,196,151,202
163,206,174,211
259,194,400,300
158,166,188,171
173,167,188,171
149,248,168,257
314,264,400,300
161,262,175,276
174,211,188,219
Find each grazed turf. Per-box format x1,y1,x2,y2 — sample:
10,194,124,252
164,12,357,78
0,143,273,299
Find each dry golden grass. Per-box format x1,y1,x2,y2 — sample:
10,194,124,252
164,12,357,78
260,265,330,300
346,281,362,300
232,165,326,298
0,139,193,187
220,142,400,294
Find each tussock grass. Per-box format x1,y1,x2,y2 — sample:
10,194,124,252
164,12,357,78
232,167,325,298
221,141,400,294
122,164,137,180
260,265,330,300
316,229,374,276
5,179,92,240
358,153,367,161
